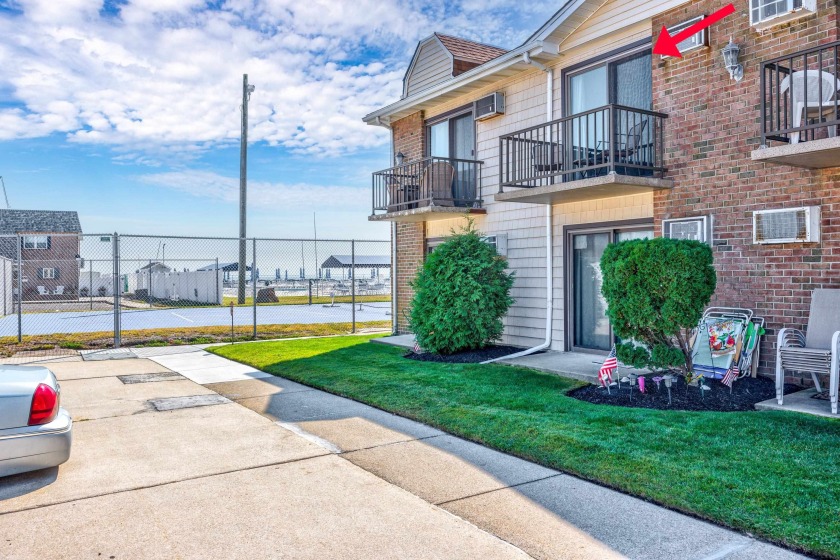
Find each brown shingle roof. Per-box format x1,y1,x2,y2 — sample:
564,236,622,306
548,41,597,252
434,33,507,66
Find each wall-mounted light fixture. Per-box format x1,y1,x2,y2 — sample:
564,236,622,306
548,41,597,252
721,38,743,82
395,151,405,166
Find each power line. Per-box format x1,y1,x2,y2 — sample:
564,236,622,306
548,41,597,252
0,176,10,209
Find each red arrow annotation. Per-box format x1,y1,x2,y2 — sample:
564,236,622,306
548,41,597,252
653,3,736,58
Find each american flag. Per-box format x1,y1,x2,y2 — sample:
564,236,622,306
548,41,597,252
413,341,422,354
599,346,618,387
722,362,739,388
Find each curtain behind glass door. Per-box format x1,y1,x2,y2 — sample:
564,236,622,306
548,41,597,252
451,114,475,206
429,121,449,158
572,232,612,351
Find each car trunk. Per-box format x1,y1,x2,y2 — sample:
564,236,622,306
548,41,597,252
0,366,57,430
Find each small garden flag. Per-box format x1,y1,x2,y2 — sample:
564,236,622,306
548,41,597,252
722,363,738,388
599,346,618,387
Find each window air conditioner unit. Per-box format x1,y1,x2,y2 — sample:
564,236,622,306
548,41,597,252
751,0,816,30
662,216,713,244
482,233,508,256
661,16,710,59
474,92,505,121
753,206,820,244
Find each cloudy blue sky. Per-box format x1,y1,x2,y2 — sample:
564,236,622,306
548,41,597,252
0,0,556,239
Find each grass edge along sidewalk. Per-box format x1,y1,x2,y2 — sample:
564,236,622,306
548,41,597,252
0,322,390,357
212,334,840,560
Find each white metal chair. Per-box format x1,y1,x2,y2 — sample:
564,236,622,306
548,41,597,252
37,286,49,296
53,286,64,296
776,289,840,414
780,70,840,144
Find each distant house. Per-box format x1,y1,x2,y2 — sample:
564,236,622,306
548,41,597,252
0,210,82,300
137,262,171,274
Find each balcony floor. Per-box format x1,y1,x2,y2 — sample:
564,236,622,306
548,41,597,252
494,172,673,205
752,136,840,168
368,206,486,223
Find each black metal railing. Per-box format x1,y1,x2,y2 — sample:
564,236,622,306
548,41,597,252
761,40,840,146
371,156,483,215
498,104,667,191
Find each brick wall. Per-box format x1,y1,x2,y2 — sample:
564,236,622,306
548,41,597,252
392,112,427,333
653,1,840,383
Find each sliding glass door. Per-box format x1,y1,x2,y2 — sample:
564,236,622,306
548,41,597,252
427,111,476,205
568,224,653,352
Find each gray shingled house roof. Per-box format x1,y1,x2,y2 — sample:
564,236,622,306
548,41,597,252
0,210,82,234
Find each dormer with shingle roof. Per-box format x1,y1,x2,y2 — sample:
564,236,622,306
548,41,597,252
402,33,507,98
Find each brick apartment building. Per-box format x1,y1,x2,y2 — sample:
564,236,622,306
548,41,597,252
0,210,83,301
365,0,839,386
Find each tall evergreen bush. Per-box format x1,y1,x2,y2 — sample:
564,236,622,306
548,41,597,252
409,222,515,354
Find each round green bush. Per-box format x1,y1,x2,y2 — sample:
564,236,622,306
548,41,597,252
409,223,515,355
600,237,716,374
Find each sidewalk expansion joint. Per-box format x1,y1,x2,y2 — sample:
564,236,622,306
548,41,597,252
695,539,755,560
0,453,334,518
338,433,446,455
434,473,566,507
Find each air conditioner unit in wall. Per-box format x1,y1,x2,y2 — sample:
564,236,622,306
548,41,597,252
663,216,713,244
474,92,505,121
753,206,820,244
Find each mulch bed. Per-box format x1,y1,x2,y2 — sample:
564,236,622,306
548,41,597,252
404,345,529,364
569,373,800,412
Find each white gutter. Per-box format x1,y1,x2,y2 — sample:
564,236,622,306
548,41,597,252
363,41,559,125
482,53,555,365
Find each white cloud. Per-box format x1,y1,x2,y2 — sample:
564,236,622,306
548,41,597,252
0,1,553,159
139,169,368,211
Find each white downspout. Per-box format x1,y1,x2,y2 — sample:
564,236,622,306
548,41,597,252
377,116,399,335
483,53,554,364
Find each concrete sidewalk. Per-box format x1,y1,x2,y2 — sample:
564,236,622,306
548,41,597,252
198,351,807,560
0,355,531,559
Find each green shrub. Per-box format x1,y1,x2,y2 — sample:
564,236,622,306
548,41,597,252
600,237,716,374
409,222,515,354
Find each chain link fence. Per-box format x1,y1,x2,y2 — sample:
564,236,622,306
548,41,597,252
0,233,391,358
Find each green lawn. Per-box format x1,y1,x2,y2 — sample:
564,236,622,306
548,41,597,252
212,335,840,559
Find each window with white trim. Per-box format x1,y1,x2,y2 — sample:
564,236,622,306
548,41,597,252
750,0,815,28
23,235,50,249
41,267,56,279
661,16,709,59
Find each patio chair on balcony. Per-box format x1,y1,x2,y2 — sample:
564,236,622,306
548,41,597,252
776,289,840,414
781,70,840,144
420,161,455,207
532,142,563,173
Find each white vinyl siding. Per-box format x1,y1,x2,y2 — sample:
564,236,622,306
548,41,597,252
405,40,453,97
414,21,656,350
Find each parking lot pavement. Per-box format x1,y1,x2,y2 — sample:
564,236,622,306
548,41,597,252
0,357,530,559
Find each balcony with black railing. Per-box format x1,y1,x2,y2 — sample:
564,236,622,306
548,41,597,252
753,40,840,168
369,156,485,222
495,104,672,205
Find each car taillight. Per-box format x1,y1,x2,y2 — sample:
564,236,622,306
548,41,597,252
28,383,58,426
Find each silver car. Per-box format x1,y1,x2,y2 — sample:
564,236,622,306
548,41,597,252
0,365,72,478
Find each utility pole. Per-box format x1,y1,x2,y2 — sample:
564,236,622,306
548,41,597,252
238,74,255,304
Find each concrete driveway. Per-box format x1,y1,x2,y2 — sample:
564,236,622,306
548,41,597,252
0,347,811,560
0,355,527,559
